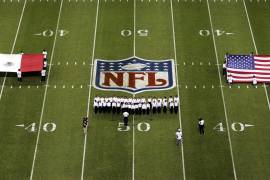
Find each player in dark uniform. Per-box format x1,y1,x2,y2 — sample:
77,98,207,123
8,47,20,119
123,111,129,126
198,118,205,135
82,117,89,134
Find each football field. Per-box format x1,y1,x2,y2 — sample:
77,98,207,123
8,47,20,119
0,0,270,179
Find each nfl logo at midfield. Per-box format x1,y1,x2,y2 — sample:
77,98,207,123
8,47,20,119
93,57,175,94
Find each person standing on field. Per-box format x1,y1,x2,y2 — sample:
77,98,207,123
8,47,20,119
82,117,89,134
198,118,205,135
176,129,183,146
123,111,129,126
17,69,22,82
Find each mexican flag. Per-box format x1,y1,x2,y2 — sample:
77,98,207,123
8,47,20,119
0,53,45,73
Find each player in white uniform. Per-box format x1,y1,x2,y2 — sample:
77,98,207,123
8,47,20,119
252,75,257,85
162,97,168,113
106,101,111,113
116,98,121,114
102,101,107,113
17,69,22,82
152,99,157,114
147,97,152,108
146,103,150,114
174,96,179,114
41,69,46,81
142,103,147,114
157,99,162,113
227,73,233,84
93,100,99,114
112,100,117,114
123,111,130,126
176,129,183,146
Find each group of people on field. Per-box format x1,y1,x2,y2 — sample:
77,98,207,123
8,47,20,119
17,49,47,82
93,96,180,115
223,52,259,85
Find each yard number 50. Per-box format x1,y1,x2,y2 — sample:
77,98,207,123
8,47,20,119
121,29,149,37
117,122,150,132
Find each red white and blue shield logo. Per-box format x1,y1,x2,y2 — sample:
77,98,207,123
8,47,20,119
93,56,175,94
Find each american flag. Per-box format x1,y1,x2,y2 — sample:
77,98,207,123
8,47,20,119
226,54,270,83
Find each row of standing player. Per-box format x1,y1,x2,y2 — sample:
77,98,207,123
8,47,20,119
93,96,180,115
17,49,47,82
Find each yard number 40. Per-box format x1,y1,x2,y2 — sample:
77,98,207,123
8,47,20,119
25,122,56,132
213,122,253,132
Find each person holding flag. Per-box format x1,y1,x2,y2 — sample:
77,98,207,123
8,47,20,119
17,69,22,82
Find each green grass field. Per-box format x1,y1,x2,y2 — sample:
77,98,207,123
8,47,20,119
0,0,270,179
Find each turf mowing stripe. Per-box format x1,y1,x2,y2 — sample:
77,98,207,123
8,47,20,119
132,0,136,178
29,0,64,179
206,0,238,180
0,0,27,103
242,0,270,112
80,0,100,179
133,0,136,57
170,0,186,180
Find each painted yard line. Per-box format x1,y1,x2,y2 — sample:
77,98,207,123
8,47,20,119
242,0,270,112
80,0,100,179
29,0,63,179
0,0,27,102
132,94,135,180
206,0,237,180
169,0,186,180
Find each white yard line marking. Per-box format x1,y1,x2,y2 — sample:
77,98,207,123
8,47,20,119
206,1,237,180
80,0,100,179
169,0,186,180
242,0,270,111
0,0,27,102
132,95,135,180
29,0,64,179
